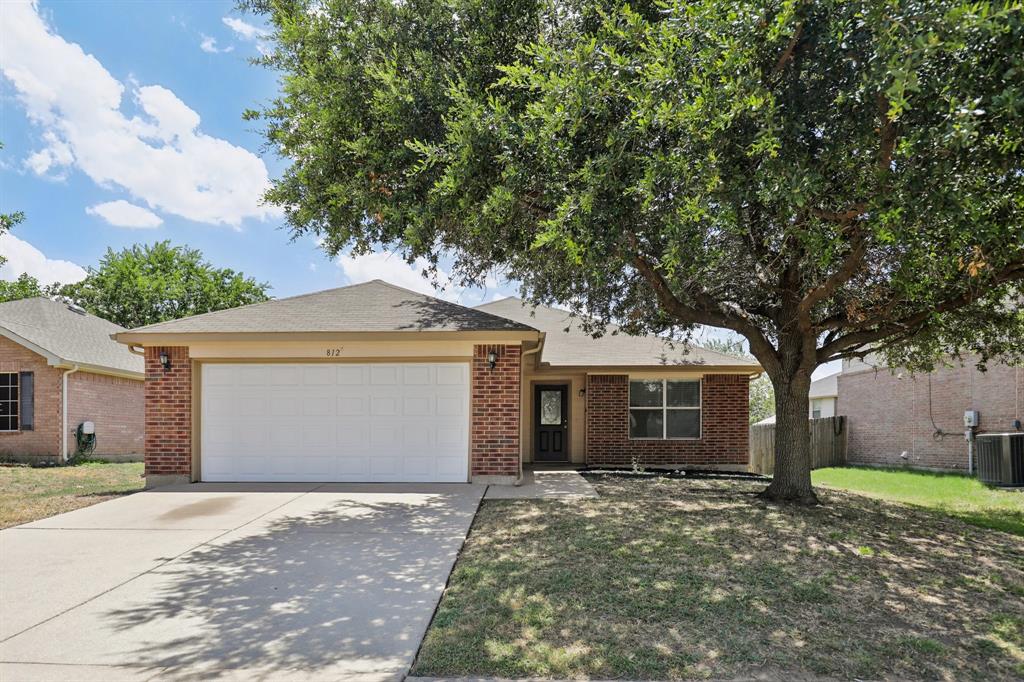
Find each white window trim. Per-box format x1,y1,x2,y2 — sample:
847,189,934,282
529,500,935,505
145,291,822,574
628,378,702,440
0,372,19,433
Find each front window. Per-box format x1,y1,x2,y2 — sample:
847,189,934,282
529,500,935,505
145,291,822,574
0,373,19,432
629,379,701,439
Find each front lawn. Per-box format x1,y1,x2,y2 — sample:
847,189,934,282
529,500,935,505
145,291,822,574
813,466,1024,537
413,474,1024,681
0,461,144,529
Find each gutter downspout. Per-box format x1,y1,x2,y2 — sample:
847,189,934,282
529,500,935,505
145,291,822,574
61,365,80,463
517,333,546,486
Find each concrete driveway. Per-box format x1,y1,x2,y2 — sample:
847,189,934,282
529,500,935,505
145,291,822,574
0,482,485,681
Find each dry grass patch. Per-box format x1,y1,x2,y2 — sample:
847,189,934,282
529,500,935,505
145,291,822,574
0,462,144,528
413,474,1024,681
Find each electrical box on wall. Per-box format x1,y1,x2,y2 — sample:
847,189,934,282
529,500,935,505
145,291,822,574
964,410,980,428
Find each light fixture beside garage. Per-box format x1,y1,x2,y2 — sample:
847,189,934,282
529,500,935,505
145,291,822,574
158,351,171,371
487,350,498,369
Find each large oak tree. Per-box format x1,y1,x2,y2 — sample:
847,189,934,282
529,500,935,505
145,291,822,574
245,0,1024,503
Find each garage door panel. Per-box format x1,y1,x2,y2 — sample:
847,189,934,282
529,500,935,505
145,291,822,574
370,365,399,385
337,366,365,384
402,365,432,385
436,365,466,385
201,363,470,482
302,366,335,385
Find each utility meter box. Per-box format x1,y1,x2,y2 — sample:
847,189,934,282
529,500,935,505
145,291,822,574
963,410,980,428
81,421,95,435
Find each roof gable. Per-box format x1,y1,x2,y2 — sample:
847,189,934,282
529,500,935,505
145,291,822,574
0,298,143,376
474,298,761,370
120,280,537,335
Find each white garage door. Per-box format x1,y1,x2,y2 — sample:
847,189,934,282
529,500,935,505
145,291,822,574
200,363,470,482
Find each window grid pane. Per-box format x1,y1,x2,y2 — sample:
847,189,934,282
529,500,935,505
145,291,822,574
0,373,18,431
629,380,663,407
666,380,700,408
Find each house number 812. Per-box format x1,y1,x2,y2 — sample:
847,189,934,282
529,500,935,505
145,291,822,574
324,348,343,357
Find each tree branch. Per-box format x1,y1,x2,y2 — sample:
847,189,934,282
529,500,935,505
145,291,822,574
773,22,804,74
817,260,1024,362
626,234,781,376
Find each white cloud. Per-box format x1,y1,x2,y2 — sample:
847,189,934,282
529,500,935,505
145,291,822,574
222,16,272,55
338,251,460,302
222,16,269,40
0,233,87,285
336,250,512,305
86,200,163,228
0,1,277,227
199,35,233,54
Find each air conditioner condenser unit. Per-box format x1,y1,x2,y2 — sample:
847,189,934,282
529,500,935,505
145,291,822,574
975,433,1024,487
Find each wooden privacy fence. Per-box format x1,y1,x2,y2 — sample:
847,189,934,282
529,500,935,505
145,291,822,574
749,416,848,476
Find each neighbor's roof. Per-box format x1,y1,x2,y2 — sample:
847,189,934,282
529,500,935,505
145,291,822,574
809,372,839,398
116,280,537,337
474,298,762,370
0,297,143,377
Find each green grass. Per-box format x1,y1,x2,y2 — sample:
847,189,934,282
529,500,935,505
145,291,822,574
413,474,1024,681
0,461,144,529
812,467,1024,536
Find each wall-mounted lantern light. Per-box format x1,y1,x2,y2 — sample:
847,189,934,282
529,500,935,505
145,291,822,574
487,350,498,370
158,351,171,371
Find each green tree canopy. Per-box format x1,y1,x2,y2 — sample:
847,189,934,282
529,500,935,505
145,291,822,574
60,241,271,328
246,0,1024,502
0,274,55,304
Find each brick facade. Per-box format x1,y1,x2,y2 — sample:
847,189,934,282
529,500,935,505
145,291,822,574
0,337,62,461
470,344,521,479
0,337,143,462
67,372,144,458
839,362,1022,471
585,374,750,468
144,346,192,480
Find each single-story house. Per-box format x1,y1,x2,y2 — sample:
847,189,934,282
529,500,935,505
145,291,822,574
113,281,761,487
0,297,145,463
838,356,1023,471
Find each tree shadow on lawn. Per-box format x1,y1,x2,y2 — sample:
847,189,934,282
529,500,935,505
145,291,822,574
413,476,1024,681
102,490,476,679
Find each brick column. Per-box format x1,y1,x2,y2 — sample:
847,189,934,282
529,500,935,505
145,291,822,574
470,344,521,483
144,346,192,487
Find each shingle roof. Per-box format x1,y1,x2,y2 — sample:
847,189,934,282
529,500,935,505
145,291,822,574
0,297,143,376
474,298,761,370
119,280,537,335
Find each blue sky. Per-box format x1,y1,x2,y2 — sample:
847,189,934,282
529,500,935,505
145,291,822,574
0,0,837,379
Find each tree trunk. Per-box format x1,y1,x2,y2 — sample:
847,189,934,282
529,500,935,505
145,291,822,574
760,371,819,505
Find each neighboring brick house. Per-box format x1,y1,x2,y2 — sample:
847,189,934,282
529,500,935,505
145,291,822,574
838,357,1023,472
113,280,760,487
0,297,144,463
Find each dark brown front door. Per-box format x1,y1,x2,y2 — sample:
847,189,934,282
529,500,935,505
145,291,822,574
534,384,569,462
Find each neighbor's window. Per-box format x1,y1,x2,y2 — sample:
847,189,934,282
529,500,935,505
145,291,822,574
0,373,19,432
629,379,700,439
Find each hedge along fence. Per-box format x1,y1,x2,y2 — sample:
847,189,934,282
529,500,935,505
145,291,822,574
750,416,848,476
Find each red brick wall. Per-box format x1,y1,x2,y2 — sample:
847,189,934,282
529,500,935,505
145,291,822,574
144,347,192,478
68,372,144,457
0,337,62,460
471,344,521,478
586,374,750,468
838,362,1022,471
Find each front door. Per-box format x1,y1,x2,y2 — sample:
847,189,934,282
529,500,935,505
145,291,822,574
534,384,569,462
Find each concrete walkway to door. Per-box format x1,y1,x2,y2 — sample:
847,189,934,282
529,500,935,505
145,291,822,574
0,482,485,681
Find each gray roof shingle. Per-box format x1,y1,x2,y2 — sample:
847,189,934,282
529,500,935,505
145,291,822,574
0,297,143,376
474,298,761,369
120,280,536,335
